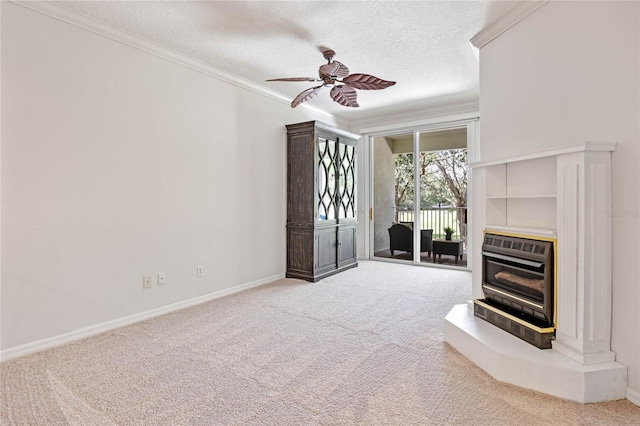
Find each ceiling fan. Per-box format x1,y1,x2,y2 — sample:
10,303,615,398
266,49,396,108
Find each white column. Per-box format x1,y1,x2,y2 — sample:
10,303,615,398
470,166,486,300
553,145,616,364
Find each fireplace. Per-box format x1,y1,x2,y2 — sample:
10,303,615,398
474,232,555,349
445,144,626,403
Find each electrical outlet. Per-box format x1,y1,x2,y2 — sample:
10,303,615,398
158,272,166,285
143,275,152,289
196,265,204,277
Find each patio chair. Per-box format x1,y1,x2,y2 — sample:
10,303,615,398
388,223,433,257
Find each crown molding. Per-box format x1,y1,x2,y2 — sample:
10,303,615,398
10,0,337,123
353,101,479,134
469,141,617,169
470,1,549,49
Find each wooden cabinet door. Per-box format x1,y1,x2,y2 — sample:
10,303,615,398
337,226,357,267
315,227,338,274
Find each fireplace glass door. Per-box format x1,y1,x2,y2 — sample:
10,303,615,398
484,254,545,304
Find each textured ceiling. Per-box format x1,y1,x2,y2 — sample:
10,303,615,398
52,0,523,122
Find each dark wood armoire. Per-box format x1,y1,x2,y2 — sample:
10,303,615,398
286,121,359,282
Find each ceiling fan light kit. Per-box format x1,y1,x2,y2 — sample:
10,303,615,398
267,49,396,108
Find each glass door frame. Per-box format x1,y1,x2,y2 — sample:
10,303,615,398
364,117,479,270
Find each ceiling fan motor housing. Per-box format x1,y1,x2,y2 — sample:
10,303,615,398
322,49,336,62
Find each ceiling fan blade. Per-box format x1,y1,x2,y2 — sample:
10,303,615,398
318,60,349,78
291,85,324,108
266,77,322,82
330,85,359,108
332,61,350,78
341,73,396,90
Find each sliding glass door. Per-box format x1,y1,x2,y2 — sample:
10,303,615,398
372,132,415,261
371,127,468,267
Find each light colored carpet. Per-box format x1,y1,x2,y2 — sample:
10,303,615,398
1,261,638,425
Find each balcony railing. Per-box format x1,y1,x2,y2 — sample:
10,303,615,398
397,206,467,240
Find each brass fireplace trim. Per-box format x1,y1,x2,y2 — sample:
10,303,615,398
474,299,555,334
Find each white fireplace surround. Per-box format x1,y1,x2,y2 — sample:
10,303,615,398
445,142,628,403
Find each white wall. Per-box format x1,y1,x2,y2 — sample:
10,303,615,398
0,3,337,351
478,1,639,399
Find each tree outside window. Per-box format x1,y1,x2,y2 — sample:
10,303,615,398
395,149,467,242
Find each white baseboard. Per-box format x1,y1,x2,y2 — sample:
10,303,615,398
627,387,640,407
0,273,284,362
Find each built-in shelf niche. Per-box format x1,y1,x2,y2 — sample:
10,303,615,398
485,155,557,231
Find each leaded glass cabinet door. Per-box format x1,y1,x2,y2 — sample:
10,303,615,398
338,142,356,220
317,136,337,221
